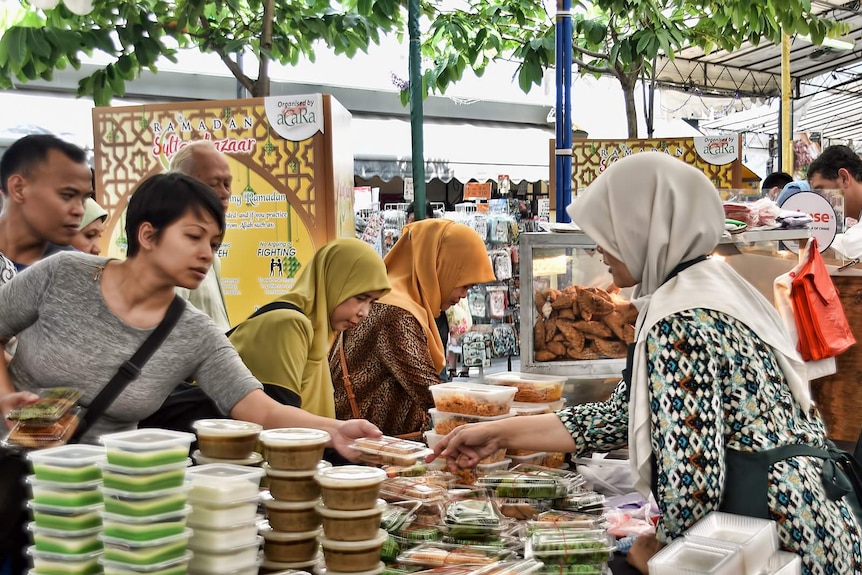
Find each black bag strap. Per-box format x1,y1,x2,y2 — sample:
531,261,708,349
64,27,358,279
72,296,186,441
225,301,302,337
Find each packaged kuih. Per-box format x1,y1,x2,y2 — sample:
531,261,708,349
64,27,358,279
6,407,82,449
483,372,566,403
7,387,81,423
526,529,616,565
380,477,447,503
428,409,515,435
510,464,587,493
471,559,545,575
526,510,606,533
381,500,422,533
100,429,195,469
352,436,432,467
553,492,606,514
396,542,513,567
429,383,517,417
495,498,554,521
444,498,503,532
476,471,568,499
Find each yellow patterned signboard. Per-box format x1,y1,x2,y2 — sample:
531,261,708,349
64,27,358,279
92,95,354,324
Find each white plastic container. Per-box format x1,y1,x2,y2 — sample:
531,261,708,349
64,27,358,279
317,500,387,541
264,461,331,502
320,562,385,575
483,372,566,403
186,463,264,506
188,558,261,575
763,551,802,575
428,408,515,435
187,536,262,573
192,450,263,466
100,429,194,469
315,466,386,511
318,529,389,573
260,527,321,563
192,419,262,460
187,497,259,526
429,382,517,417
685,512,779,575
262,496,321,532
187,520,259,549
259,428,330,471
648,537,744,575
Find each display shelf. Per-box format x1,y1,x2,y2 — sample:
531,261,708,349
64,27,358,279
721,228,810,245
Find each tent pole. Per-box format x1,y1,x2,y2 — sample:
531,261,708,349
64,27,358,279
555,0,573,222
408,0,426,220
780,30,794,176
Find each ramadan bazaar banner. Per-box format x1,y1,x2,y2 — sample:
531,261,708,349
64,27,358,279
92,95,355,324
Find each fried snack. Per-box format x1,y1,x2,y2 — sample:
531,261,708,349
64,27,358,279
546,342,567,356
594,338,628,358
557,308,575,320
571,342,602,360
622,324,635,343
573,320,613,339
556,320,585,353
534,317,546,350
616,302,639,324
544,318,558,343
601,310,628,341
534,290,547,313
535,350,556,362
551,334,565,342
550,293,574,310
577,287,614,320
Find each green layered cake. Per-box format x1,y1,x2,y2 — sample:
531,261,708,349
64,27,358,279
103,539,188,566
33,533,102,554
31,555,101,575
102,468,187,493
106,447,189,469
103,563,189,575
103,519,187,542
32,464,101,483
103,492,187,517
32,510,102,531
32,486,103,508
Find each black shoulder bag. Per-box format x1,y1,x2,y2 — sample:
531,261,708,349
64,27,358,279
0,296,185,574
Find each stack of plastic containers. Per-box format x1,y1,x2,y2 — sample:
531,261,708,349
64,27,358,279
427,382,516,472
315,465,388,575
190,419,263,468
258,428,331,574
185,464,265,575
483,372,567,468
26,444,107,575
98,429,195,575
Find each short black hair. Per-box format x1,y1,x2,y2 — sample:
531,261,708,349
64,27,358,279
405,201,435,218
808,145,862,182
126,173,225,257
0,134,88,193
762,171,793,190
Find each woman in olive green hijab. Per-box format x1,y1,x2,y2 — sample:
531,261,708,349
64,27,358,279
229,238,390,417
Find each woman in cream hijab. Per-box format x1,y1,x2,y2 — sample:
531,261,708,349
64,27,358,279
431,153,860,574
70,197,108,255
331,219,496,437
229,238,390,418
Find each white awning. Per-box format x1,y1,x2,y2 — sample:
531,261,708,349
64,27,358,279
352,116,553,183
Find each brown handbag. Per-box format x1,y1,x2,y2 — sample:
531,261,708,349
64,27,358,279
337,332,424,441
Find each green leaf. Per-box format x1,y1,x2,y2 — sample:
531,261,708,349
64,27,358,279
30,29,52,59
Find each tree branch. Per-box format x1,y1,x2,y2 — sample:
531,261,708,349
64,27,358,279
573,56,611,75
572,43,608,60
198,15,255,94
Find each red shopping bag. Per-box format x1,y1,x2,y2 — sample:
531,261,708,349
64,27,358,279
790,237,856,361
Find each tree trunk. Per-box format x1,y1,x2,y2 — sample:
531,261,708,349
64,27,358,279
618,73,638,138
253,0,275,97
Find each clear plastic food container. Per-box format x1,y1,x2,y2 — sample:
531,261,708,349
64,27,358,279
264,460,330,502
28,445,105,484
102,515,188,542
685,512,779,575
526,529,615,565
100,529,192,566
185,519,258,550
191,449,263,467
429,383,517,417
262,496,321,532
352,436,432,467
428,409,515,435
395,542,513,567
100,552,192,575
471,559,545,575
476,459,512,474
259,556,321,574
483,373,566,403
259,428,330,471
186,463,264,506
28,476,103,508
380,477,447,502
321,562,385,575
188,559,261,575
526,510,605,532
505,453,547,467
187,536,263,573
101,485,190,518
764,551,802,575
648,537,744,575
260,527,321,564
100,429,194,468
27,521,101,539
99,461,190,493
424,431,506,465
31,505,103,532
192,419,262,460
187,497,259,526
102,506,192,526
317,500,387,542
27,547,102,575
315,465,386,511
318,529,389,573
31,530,102,555
476,471,567,499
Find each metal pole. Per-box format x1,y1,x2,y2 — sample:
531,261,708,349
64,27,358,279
408,0,426,220
781,31,793,175
555,0,573,223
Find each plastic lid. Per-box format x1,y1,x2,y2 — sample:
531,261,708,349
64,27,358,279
428,409,515,422
187,535,262,554
259,428,330,447
315,465,386,488
476,459,511,471
318,528,388,550
259,554,322,571
26,546,103,561
352,436,428,457
99,528,192,549
192,419,262,436
27,444,106,467
187,558,262,575
99,459,192,475
101,483,191,500
186,515,258,532
192,450,264,466
262,494,320,511
28,501,103,515
322,562,385,575
315,500,386,519
27,522,102,538
509,403,552,416
100,429,196,452
259,526,321,542
101,505,192,525
186,463,264,484
263,461,331,478
27,475,103,491
100,552,193,573
483,372,566,384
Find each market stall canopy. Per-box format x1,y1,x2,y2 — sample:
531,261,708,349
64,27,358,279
653,0,862,98
352,116,553,183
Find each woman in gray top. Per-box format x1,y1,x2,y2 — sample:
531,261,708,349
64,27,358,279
0,173,380,455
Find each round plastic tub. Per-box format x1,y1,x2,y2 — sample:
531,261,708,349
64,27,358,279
192,419,262,460
259,428,330,471
317,500,386,541
265,461,330,502
315,466,386,511
262,496,321,532
260,527,321,564
318,529,388,573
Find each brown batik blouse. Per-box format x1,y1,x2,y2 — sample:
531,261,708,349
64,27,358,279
330,302,441,437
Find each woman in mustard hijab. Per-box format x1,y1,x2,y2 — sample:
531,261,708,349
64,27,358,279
330,219,496,437
229,238,390,417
